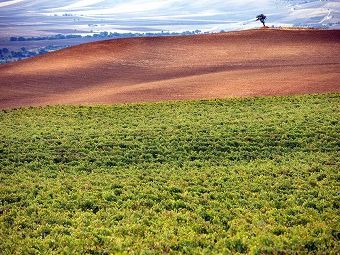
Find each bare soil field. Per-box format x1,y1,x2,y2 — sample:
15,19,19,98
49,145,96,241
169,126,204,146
0,29,339,108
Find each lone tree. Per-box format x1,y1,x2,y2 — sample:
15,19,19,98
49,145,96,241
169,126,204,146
256,14,267,27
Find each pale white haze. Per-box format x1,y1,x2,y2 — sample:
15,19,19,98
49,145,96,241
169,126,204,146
0,0,339,36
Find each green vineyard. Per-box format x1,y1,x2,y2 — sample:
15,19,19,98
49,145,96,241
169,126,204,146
1,94,339,254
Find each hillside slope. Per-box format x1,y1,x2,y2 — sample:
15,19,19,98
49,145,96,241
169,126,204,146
0,29,340,108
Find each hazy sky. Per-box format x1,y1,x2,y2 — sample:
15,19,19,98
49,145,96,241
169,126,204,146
0,0,339,36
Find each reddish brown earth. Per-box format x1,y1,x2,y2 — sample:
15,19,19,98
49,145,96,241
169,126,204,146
0,29,339,108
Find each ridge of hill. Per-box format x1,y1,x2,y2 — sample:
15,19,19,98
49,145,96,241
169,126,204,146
0,29,340,108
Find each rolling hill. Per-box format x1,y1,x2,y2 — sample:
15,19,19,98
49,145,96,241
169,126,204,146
1,26,339,254
0,28,340,108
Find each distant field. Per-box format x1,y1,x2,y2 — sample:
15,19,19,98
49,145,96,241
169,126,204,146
0,94,339,254
0,37,101,51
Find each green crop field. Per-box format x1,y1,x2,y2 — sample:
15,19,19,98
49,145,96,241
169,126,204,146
0,94,339,254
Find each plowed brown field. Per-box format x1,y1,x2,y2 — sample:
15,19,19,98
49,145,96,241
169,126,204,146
0,29,339,108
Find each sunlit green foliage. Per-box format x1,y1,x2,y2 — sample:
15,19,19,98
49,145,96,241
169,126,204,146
0,94,339,254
